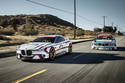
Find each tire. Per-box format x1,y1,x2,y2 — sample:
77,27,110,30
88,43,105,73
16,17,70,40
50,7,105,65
68,44,72,54
49,47,56,60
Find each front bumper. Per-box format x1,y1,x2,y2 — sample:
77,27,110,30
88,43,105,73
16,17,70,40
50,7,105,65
16,54,45,61
93,46,117,50
16,50,49,61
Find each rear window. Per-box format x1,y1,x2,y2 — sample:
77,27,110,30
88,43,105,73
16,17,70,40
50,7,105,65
32,37,56,43
96,36,113,40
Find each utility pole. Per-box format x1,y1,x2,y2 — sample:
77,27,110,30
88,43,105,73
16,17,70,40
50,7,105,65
26,16,28,28
103,16,106,28
120,27,122,32
112,22,114,28
119,27,121,32
74,0,76,39
26,16,28,25
117,25,121,32
116,25,119,32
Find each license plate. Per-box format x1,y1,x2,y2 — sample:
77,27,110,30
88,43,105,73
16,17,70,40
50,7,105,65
99,48,104,50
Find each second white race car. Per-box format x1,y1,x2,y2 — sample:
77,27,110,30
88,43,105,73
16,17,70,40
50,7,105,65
91,34,117,50
16,35,72,61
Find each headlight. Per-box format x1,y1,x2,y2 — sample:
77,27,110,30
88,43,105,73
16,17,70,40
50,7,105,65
16,45,21,50
111,43,116,46
94,43,97,45
17,45,21,49
113,43,116,46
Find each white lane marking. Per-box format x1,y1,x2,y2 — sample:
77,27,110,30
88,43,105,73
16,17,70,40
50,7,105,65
13,69,48,83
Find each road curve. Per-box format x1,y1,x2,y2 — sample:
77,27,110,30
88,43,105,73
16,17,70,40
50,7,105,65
0,36,125,83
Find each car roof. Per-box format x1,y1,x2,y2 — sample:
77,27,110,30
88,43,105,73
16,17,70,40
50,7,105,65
38,35,64,38
97,34,112,37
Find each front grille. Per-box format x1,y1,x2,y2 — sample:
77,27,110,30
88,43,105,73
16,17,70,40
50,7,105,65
105,44,109,46
21,50,25,55
21,50,32,56
27,50,32,55
95,43,111,46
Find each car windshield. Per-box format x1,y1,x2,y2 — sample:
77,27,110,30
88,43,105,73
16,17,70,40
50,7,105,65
32,37,56,43
96,36,113,40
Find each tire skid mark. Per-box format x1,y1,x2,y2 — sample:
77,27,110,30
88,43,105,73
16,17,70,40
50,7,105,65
62,64,97,83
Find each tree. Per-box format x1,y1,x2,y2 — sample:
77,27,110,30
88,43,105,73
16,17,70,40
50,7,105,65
118,31,122,35
113,27,117,33
94,28,102,32
103,26,113,33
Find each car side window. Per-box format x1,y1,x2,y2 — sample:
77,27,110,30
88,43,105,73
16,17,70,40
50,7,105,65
60,37,65,42
55,37,65,43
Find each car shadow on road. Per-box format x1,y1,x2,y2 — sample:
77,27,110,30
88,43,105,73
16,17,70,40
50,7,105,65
31,52,125,64
116,47,125,51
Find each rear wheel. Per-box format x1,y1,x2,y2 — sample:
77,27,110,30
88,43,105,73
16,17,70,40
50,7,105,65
49,47,56,60
68,44,72,54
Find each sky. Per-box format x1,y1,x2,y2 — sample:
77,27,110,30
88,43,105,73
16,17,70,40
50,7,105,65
0,0,125,31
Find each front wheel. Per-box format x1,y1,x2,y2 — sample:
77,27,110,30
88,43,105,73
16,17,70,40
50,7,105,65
49,47,56,60
68,44,72,54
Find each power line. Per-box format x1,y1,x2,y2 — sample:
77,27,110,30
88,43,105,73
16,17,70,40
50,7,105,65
78,14,102,26
26,0,102,27
26,0,73,15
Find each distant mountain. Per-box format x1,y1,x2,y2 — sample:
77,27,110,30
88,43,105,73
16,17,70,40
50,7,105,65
0,14,75,28
0,14,84,36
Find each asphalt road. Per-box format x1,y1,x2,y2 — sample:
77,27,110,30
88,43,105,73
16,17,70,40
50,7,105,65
0,36,125,83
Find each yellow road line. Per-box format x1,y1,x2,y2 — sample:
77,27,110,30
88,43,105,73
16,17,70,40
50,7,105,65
13,69,48,83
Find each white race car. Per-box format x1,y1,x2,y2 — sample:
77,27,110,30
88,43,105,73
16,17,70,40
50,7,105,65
91,34,117,50
16,35,72,61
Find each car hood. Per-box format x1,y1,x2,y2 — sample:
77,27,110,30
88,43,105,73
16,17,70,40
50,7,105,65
19,42,51,50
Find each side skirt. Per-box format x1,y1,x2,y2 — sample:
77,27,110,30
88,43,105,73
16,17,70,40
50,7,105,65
56,51,67,56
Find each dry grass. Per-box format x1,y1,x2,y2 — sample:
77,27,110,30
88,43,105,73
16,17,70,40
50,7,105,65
0,34,95,44
0,35,36,52
0,28,15,35
0,35,36,48
0,46,17,53
0,35,95,49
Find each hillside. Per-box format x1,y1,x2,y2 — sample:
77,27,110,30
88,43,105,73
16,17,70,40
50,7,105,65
0,14,84,37
0,14,75,27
